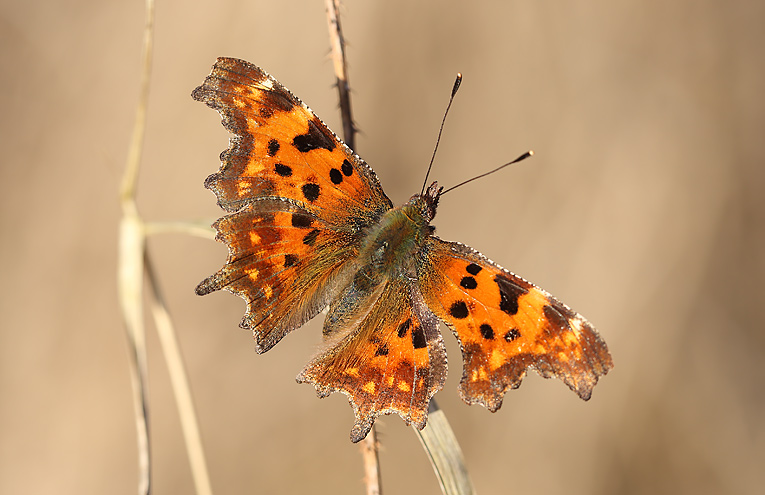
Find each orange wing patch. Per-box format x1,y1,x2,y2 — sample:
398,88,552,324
298,277,446,442
418,237,613,411
191,57,391,220
196,199,358,353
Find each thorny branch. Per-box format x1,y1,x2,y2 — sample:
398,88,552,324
323,2,474,495
324,2,381,494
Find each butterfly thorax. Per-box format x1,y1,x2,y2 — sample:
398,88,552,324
357,182,441,277
360,205,428,277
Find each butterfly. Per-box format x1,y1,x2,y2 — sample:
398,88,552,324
193,57,613,443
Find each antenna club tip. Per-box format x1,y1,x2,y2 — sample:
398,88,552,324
451,73,463,96
528,150,534,156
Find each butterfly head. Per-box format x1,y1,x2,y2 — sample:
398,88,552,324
408,181,443,224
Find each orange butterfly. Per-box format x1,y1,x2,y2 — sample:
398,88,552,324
193,57,613,443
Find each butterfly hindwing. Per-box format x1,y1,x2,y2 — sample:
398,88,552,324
197,198,362,352
417,236,613,411
298,274,447,443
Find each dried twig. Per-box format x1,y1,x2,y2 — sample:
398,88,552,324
325,2,382,494
325,0,356,149
323,2,475,495
360,428,382,495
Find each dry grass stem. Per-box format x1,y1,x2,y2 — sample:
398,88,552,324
144,221,216,239
145,255,213,495
118,0,213,493
118,214,150,495
118,0,156,492
416,401,475,495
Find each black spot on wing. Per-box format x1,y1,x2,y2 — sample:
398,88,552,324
329,168,343,185
274,163,292,177
374,344,389,356
267,139,280,157
341,159,353,176
291,213,312,228
504,328,521,342
397,319,411,338
412,326,427,349
495,275,528,316
284,254,298,267
466,263,482,275
301,183,320,202
449,301,469,319
292,119,336,152
479,323,495,340
460,276,477,289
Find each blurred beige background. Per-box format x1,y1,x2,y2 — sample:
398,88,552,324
1,0,763,494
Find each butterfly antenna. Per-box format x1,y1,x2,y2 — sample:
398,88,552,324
421,73,463,195
441,150,534,196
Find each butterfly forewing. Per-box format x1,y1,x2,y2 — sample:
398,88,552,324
192,57,392,219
